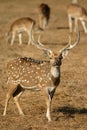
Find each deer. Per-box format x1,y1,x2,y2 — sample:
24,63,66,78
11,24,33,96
67,3,87,33
38,3,50,30
6,17,36,45
3,32,80,121
72,0,78,4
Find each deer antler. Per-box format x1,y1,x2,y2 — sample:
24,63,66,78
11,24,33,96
59,31,80,53
31,35,52,55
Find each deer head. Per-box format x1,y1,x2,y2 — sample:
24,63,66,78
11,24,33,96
33,31,80,63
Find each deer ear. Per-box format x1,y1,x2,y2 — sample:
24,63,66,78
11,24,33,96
61,50,69,58
43,50,52,57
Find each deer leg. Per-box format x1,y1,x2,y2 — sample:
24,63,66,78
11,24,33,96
45,95,52,122
3,84,17,116
68,15,73,32
80,19,87,33
18,33,22,45
74,18,78,32
11,32,15,45
31,31,35,45
39,15,43,29
45,87,56,121
28,22,34,45
43,18,48,29
6,32,11,44
27,31,31,45
13,92,24,115
13,85,25,115
3,94,10,116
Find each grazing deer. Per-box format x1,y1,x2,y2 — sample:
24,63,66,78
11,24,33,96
3,32,80,121
67,3,87,33
72,0,78,4
7,17,35,45
38,3,50,30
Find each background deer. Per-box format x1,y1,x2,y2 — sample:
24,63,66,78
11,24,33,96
72,0,78,4
38,3,50,30
67,3,87,33
3,32,80,121
7,17,35,45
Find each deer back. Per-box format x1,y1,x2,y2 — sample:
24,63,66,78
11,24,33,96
10,17,35,33
7,57,56,88
67,4,87,17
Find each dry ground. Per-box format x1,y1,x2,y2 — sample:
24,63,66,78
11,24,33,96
0,0,87,130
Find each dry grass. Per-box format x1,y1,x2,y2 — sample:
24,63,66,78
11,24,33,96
0,0,87,130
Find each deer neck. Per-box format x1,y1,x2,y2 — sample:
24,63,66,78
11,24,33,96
50,54,63,86
51,66,60,78
50,65,60,87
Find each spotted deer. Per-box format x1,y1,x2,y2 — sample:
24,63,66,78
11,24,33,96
3,32,80,121
38,3,50,30
67,3,87,33
7,17,35,45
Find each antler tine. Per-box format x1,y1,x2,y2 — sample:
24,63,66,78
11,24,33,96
59,31,80,52
59,35,71,52
31,36,52,54
67,31,80,50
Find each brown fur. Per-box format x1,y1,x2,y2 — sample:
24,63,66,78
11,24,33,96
7,17,36,45
38,3,50,29
67,4,87,33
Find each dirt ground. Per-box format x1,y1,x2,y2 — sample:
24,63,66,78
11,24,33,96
0,0,87,130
